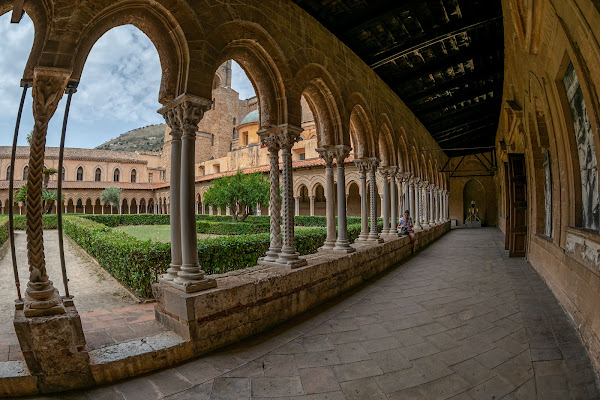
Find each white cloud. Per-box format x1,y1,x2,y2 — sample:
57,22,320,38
0,13,257,148
231,60,256,100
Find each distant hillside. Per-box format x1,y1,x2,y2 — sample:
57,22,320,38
95,124,165,153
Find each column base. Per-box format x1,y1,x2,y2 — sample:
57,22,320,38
14,300,93,393
332,240,356,253
164,277,217,293
23,287,65,318
276,250,308,269
367,233,385,243
354,232,371,242
318,239,336,251
259,247,282,263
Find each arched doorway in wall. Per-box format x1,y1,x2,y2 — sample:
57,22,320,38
85,199,93,214
347,181,360,217
298,185,310,215
94,199,101,214
75,199,83,213
66,199,75,213
463,178,486,225
139,199,146,214
314,184,326,216
148,199,154,214
121,199,128,215
131,198,138,214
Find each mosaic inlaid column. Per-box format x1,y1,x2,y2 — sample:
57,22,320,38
421,182,430,229
333,145,354,253
414,178,422,230
277,126,307,268
259,130,282,262
429,185,435,225
368,158,382,242
354,159,370,242
317,147,336,250
389,169,399,235
379,168,390,235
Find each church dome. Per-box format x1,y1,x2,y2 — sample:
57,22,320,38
239,109,259,126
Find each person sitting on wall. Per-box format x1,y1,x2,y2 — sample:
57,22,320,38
399,210,418,253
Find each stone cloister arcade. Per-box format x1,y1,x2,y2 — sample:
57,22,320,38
5,0,600,398
0,1,451,393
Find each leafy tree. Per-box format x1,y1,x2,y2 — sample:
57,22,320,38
14,185,60,214
43,168,58,213
204,171,269,222
26,130,33,145
101,187,122,214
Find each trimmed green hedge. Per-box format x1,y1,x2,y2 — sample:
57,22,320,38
0,216,8,247
63,217,369,298
196,220,270,235
83,214,170,227
12,214,59,230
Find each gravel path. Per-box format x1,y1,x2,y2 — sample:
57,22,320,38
0,230,137,331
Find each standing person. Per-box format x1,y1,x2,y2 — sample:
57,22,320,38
399,210,418,253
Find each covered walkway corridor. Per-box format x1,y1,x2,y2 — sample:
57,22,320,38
56,228,599,399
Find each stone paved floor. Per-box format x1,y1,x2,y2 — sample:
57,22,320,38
34,228,600,399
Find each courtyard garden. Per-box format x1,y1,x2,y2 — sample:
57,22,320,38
0,213,381,300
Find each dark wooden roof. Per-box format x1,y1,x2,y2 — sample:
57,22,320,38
291,0,504,157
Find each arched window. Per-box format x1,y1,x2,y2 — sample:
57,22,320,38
22,166,29,181
131,169,137,183
5,166,10,181
233,117,236,125
76,166,84,181
95,168,102,182
61,166,66,181
114,168,120,182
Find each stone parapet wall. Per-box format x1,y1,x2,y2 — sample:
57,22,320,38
153,222,449,362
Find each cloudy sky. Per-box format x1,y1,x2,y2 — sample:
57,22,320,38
0,13,255,149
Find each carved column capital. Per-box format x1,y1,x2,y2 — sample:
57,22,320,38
32,68,70,129
333,145,352,164
316,145,337,167
278,124,303,150
158,94,211,138
259,129,282,153
353,158,370,174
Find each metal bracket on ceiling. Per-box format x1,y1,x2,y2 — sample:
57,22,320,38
10,0,24,23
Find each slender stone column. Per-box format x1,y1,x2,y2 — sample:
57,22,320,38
414,178,422,230
317,147,336,250
160,94,216,292
444,190,449,221
367,158,383,242
333,145,354,253
309,196,315,216
23,68,69,316
258,130,282,263
195,201,199,215
294,197,300,216
379,168,390,235
389,169,398,235
408,177,415,218
354,159,370,242
429,185,435,225
277,125,307,268
397,172,404,217
435,188,440,224
226,206,231,216
421,182,430,229
160,108,182,282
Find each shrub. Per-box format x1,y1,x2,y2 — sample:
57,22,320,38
83,214,170,227
0,216,8,246
196,220,270,235
12,214,59,230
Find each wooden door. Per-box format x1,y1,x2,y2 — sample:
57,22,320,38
504,162,510,250
508,154,527,257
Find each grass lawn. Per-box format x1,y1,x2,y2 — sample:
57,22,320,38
115,225,219,242
115,224,325,243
